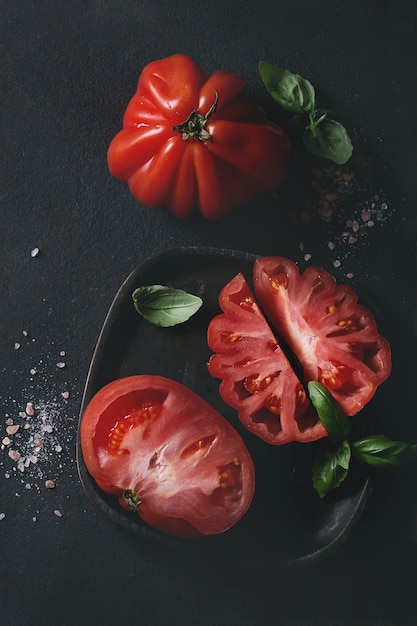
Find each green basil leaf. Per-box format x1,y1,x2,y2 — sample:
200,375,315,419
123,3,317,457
303,118,353,165
132,285,203,327
259,61,316,114
312,440,351,498
308,381,351,441
352,435,417,468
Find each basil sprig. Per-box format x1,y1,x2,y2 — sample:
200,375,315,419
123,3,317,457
132,285,202,327
308,381,417,498
259,61,353,165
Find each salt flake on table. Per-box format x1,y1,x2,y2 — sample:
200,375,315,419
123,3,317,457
31,247,40,258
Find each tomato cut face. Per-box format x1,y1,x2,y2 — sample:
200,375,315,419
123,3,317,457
207,273,327,445
207,258,392,446
80,375,255,538
253,257,392,416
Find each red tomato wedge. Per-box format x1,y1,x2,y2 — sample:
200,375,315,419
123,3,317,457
80,375,255,538
253,257,392,416
207,273,327,445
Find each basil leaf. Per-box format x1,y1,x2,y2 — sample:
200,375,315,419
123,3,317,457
303,118,353,165
352,435,417,468
132,285,203,327
308,381,351,441
312,440,351,498
259,61,316,114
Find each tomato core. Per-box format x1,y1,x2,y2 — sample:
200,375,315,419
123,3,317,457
172,91,218,142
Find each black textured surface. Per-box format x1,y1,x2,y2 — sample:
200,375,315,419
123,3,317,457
2,2,417,624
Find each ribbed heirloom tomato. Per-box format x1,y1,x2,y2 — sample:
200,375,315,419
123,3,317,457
208,257,392,445
107,54,290,218
80,375,255,538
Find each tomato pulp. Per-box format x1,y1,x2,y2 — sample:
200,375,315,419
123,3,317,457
208,257,392,445
80,375,255,537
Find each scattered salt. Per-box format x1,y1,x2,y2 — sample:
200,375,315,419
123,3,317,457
56,362,66,369
31,247,40,258
14,343,21,350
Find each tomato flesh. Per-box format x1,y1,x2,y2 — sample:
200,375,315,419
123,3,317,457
253,257,392,416
207,258,392,445
207,273,326,445
80,376,255,538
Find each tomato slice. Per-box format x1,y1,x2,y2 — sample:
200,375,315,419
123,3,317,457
80,375,255,538
207,273,326,445
253,256,392,415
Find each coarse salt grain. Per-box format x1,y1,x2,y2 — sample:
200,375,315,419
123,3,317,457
304,253,312,261
14,343,21,350
56,362,66,369
8,449,21,462
25,403,35,416
45,480,55,489
61,391,70,399
328,241,336,250
361,210,372,222
333,260,341,268
6,425,19,436
2,437,12,446
54,510,62,517
0,513,5,521
31,247,40,258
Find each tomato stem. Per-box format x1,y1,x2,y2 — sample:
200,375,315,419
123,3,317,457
123,489,141,512
172,91,218,142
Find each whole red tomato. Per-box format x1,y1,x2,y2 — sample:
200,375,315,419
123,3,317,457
107,54,290,218
80,375,255,538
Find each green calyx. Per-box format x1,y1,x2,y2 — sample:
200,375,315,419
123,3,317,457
172,91,218,142
123,489,141,512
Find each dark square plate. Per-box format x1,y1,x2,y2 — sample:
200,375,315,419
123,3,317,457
76,246,371,567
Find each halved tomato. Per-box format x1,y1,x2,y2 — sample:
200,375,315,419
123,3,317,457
80,375,255,538
207,273,327,445
253,256,392,416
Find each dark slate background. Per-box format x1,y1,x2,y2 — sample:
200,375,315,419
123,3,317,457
2,1,417,624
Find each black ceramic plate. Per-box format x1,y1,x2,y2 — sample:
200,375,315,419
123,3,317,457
76,246,371,567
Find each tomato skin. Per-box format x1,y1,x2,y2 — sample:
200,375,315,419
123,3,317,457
253,256,392,416
107,54,290,219
207,273,327,445
80,375,255,538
